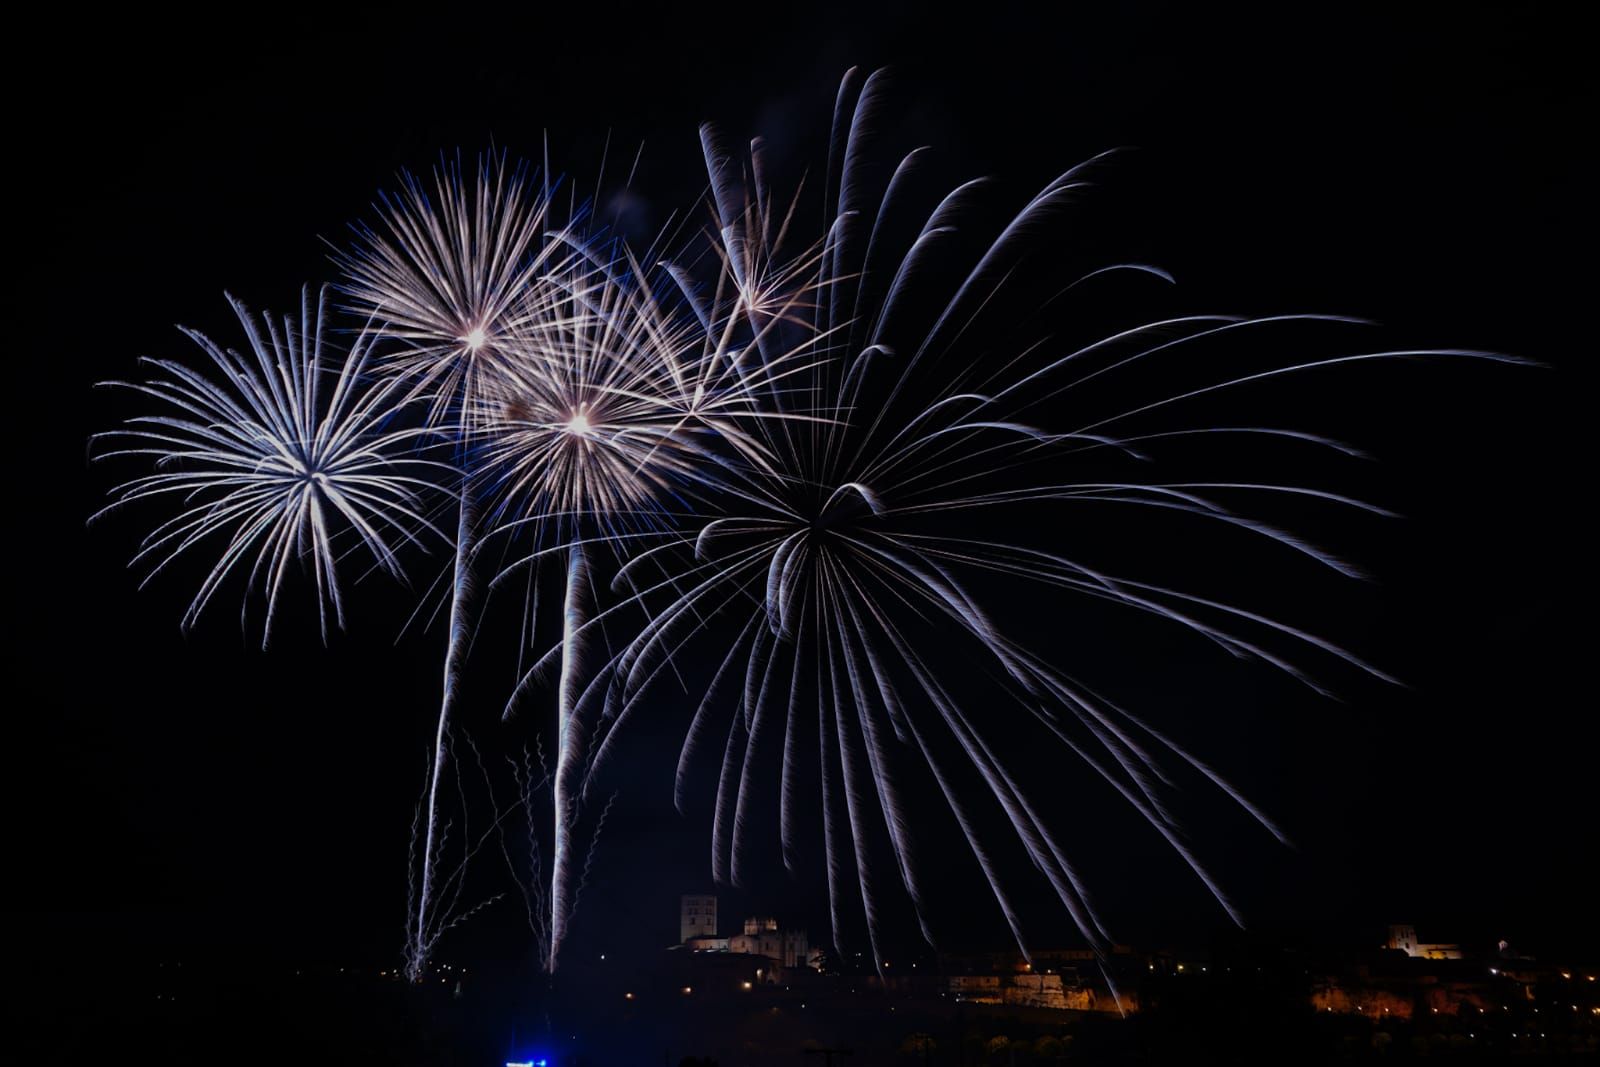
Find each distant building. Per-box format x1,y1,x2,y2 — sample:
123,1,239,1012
730,916,810,969
681,894,717,944
678,899,812,970
1387,924,1464,960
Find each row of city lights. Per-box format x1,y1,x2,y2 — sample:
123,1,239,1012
617,981,822,1006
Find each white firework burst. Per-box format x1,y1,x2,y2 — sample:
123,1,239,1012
335,151,587,424
92,285,441,646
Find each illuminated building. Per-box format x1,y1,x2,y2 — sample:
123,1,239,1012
1387,924,1464,960
678,896,812,970
680,894,717,945
729,916,810,969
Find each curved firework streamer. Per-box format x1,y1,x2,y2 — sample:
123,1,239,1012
91,285,443,646
579,69,1530,985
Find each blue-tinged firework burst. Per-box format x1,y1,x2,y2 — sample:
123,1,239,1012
562,70,1527,996
92,286,442,646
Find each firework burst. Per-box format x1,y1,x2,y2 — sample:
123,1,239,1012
562,69,1527,989
91,286,440,646
334,152,587,424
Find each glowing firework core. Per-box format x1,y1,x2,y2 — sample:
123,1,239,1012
563,410,592,437
463,327,487,351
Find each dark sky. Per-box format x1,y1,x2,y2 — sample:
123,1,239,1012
14,2,1590,976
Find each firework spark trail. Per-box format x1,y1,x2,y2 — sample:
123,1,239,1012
495,744,553,964
90,285,441,644
408,485,477,978
580,68,1531,984
548,542,587,971
405,726,539,972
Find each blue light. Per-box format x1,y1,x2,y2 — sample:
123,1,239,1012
505,1059,548,1067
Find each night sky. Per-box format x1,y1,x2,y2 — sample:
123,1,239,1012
14,2,1589,982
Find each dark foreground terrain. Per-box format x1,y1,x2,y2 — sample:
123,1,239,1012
22,948,1600,1065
